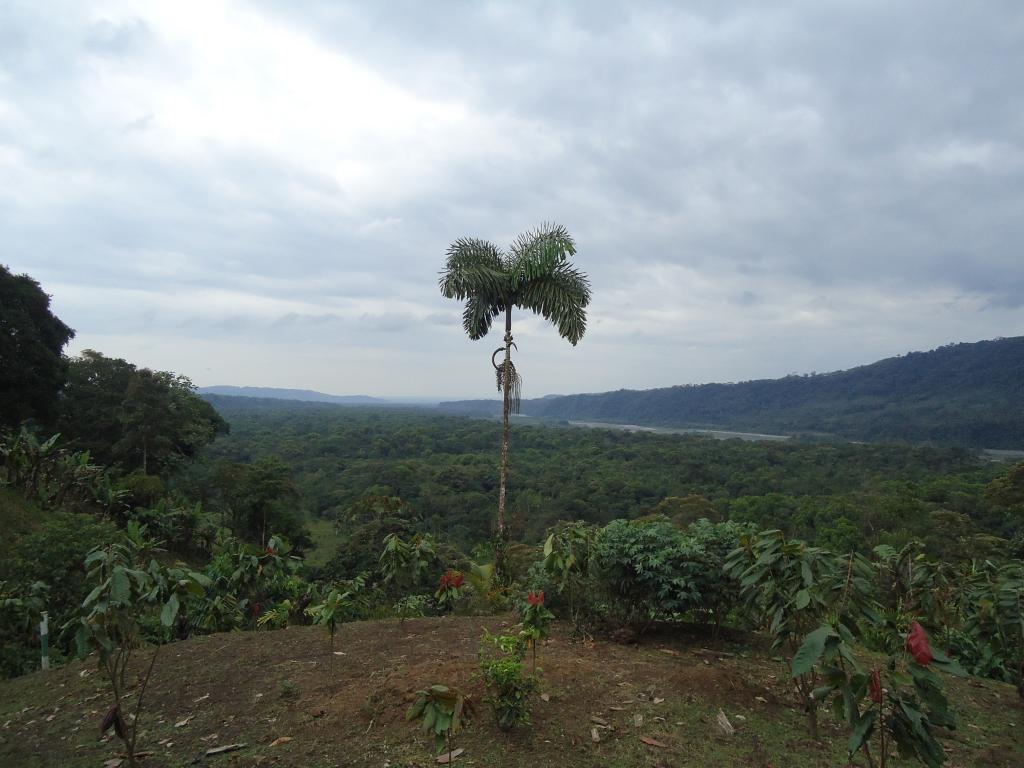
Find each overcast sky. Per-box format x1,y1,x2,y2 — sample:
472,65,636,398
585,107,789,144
3,1,1023,399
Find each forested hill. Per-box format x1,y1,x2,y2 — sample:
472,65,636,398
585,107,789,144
439,336,1024,448
198,386,385,405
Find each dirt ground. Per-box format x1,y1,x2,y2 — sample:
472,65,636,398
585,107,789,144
1,615,1021,768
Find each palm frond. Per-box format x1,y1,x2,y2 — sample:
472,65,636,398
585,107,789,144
517,262,591,345
439,238,508,301
462,295,501,340
507,222,576,284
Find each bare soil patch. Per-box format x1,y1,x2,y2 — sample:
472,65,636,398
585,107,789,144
1,616,1020,767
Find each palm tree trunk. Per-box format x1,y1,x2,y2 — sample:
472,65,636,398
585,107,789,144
496,306,512,577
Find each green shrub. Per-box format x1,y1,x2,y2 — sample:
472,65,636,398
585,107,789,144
800,619,965,767
406,684,474,759
541,521,597,632
591,517,703,629
67,523,208,768
0,510,118,676
959,562,1024,691
686,518,755,634
478,632,538,730
725,529,876,739
393,593,432,621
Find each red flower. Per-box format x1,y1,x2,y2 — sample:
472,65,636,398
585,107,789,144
869,669,883,704
439,570,463,590
906,621,933,666
527,591,545,606
265,546,275,555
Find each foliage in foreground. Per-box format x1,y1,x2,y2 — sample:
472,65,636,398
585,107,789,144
797,620,966,767
67,524,208,768
478,631,538,730
406,684,475,759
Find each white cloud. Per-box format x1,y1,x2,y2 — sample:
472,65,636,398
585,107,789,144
3,0,1024,397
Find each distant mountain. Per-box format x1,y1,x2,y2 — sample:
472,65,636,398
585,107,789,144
439,336,1024,448
198,386,385,405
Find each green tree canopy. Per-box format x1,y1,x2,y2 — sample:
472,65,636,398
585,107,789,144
0,265,75,428
58,351,227,475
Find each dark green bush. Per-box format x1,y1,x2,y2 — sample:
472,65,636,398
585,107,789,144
591,517,703,628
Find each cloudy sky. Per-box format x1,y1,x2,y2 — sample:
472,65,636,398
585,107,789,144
3,1,1023,399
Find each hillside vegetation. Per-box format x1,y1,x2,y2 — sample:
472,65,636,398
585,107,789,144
440,336,1024,448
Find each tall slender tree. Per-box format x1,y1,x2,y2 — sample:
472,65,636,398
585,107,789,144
440,223,590,573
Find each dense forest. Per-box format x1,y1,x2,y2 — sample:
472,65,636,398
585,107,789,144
440,336,1024,448
189,396,1021,563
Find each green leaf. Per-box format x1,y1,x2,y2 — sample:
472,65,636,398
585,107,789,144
930,648,968,677
769,607,784,636
161,593,180,627
841,677,865,725
110,568,130,604
794,589,810,610
812,685,834,701
792,625,833,677
847,709,878,756
83,583,105,607
801,560,814,587
84,550,107,565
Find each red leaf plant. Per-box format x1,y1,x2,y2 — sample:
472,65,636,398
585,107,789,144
869,669,883,704
439,570,464,590
906,621,933,666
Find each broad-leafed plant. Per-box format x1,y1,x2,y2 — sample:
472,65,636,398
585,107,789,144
68,524,207,768
797,619,965,767
406,684,475,763
305,573,368,658
435,570,465,613
379,532,437,590
520,591,554,674
724,529,872,738
543,521,596,633
478,631,538,730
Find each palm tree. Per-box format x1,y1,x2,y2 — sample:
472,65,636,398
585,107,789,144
439,223,591,572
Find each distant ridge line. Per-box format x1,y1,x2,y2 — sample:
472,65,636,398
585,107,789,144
438,336,1024,449
197,386,384,405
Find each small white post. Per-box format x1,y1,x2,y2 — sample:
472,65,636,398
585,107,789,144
40,611,50,671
